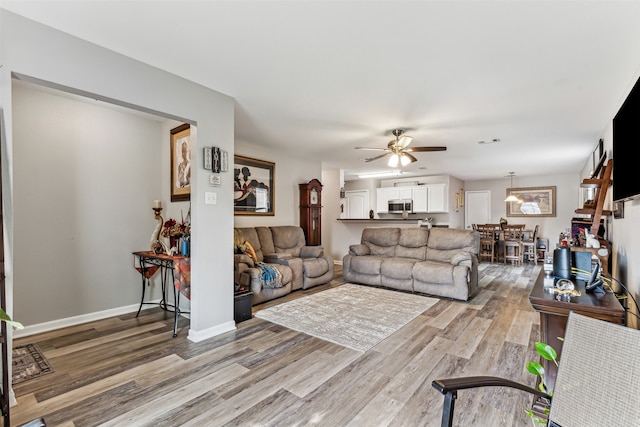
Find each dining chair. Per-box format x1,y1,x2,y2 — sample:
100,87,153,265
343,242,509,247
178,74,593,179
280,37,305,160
521,225,539,264
432,312,640,427
503,224,525,265
477,224,499,263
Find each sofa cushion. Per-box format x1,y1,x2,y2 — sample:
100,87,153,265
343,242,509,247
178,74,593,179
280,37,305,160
349,255,385,275
271,225,306,256
381,258,418,280
303,258,330,278
426,228,478,262
413,260,454,285
362,227,401,256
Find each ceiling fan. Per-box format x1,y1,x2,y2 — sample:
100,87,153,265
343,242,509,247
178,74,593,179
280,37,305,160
355,129,447,167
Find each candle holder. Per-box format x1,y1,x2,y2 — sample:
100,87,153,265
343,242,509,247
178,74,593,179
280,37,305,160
150,207,168,254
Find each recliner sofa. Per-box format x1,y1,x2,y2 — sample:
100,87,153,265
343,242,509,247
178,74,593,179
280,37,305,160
235,226,334,305
343,227,479,301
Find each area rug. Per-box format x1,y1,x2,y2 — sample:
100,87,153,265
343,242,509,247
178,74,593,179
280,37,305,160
256,284,438,352
12,343,54,384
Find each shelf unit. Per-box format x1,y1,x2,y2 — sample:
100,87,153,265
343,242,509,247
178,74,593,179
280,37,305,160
575,158,613,237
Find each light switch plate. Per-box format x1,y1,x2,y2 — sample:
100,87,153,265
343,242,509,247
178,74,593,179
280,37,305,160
205,192,217,205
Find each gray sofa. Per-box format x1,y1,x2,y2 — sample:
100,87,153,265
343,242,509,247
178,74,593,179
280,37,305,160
343,227,479,301
235,226,334,305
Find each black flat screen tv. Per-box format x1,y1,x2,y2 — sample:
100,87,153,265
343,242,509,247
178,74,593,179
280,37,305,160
613,76,640,202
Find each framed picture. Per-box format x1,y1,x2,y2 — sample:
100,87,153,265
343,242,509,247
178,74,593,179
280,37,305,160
170,123,191,202
506,186,556,217
221,150,228,172
203,147,212,170
212,146,221,173
234,155,275,215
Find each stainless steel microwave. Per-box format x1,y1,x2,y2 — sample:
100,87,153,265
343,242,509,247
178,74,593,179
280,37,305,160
388,199,413,213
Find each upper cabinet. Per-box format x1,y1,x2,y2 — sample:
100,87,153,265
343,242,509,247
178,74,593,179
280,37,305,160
376,183,448,213
412,186,428,212
376,188,396,213
427,183,448,212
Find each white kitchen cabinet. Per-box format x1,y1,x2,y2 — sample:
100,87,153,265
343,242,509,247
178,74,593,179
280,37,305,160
427,183,448,212
376,188,400,213
398,187,413,199
412,186,428,212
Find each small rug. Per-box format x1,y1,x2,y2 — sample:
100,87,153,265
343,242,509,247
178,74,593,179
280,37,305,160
12,343,54,384
256,283,438,352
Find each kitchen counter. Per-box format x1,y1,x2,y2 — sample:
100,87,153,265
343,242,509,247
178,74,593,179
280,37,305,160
336,218,449,227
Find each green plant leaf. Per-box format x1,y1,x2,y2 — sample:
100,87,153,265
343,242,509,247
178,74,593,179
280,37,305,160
526,361,544,377
0,308,24,329
535,342,557,361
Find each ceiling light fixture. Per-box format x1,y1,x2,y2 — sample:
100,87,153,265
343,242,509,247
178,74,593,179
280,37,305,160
357,170,403,179
504,172,521,202
477,138,501,145
388,153,400,167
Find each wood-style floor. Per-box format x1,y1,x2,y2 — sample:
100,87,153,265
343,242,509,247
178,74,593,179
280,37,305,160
12,262,543,427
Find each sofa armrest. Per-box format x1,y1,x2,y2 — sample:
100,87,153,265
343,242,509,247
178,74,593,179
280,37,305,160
450,252,472,267
234,253,255,268
300,246,324,258
349,244,370,256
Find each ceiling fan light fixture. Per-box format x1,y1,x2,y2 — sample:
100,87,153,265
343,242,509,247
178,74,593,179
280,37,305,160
388,153,400,167
400,153,412,166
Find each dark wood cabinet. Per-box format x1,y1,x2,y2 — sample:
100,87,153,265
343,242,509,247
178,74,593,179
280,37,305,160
299,179,323,246
529,269,625,391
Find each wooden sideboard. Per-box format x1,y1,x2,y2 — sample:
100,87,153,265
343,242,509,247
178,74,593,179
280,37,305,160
529,268,625,391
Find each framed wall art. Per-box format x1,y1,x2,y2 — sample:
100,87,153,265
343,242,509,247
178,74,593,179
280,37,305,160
203,147,212,170
506,186,556,217
212,146,221,173
170,123,191,202
234,155,275,215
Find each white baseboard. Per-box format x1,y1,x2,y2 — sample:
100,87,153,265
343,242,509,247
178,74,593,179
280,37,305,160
188,321,236,343
13,300,161,338
334,260,343,265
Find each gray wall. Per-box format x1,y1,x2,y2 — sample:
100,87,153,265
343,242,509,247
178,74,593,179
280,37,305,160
11,83,180,326
1,10,235,341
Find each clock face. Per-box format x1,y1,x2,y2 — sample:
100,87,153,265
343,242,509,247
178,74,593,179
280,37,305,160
310,188,319,204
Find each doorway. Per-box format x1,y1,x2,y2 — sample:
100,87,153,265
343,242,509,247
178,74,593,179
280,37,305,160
465,190,491,229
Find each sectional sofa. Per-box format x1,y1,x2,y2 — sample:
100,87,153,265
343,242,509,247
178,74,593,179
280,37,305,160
343,227,479,301
234,226,334,305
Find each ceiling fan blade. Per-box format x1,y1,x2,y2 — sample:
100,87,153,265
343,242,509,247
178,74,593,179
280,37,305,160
397,135,412,149
364,153,390,163
355,147,388,151
405,146,447,152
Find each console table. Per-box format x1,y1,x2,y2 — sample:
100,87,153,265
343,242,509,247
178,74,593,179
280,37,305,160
528,268,625,391
132,251,190,337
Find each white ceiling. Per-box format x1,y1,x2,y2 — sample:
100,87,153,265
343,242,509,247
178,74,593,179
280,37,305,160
3,1,640,181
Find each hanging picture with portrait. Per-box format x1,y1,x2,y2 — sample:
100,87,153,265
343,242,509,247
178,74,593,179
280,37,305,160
234,155,275,215
170,124,191,202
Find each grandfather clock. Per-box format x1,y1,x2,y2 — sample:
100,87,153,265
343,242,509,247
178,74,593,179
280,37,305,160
299,178,323,245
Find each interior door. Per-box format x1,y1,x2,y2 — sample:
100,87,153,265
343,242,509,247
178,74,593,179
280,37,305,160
465,190,491,229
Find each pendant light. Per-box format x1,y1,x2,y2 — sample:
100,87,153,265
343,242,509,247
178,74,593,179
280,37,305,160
504,172,521,202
